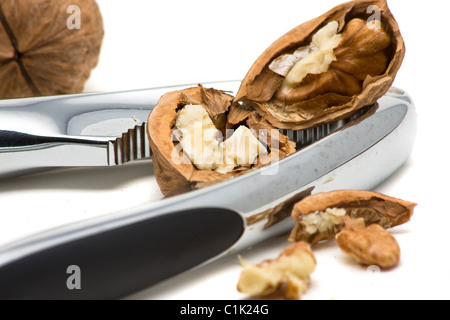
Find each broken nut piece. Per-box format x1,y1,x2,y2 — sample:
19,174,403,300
289,190,416,245
147,85,294,196
237,241,316,300
336,217,401,268
232,0,405,131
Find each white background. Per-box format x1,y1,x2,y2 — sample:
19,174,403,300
1,0,449,300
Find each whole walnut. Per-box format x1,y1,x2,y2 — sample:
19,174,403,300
0,0,104,99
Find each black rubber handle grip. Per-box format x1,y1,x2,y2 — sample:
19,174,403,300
0,208,244,300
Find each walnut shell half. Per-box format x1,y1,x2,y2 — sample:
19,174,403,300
0,0,103,99
147,85,295,196
289,190,416,245
232,0,405,130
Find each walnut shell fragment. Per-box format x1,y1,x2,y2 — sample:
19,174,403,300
0,0,103,99
237,241,316,300
147,85,295,196
289,190,416,245
246,186,314,229
336,217,401,268
231,0,405,130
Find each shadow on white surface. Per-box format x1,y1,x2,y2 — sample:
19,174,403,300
0,160,156,192
0,160,163,248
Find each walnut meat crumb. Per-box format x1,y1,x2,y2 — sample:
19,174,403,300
237,241,316,300
336,217,401,268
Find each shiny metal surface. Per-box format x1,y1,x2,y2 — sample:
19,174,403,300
0,80,387,178
0,81,241,178
0,80,394,178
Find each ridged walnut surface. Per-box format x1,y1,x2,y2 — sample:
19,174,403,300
0,0,103,99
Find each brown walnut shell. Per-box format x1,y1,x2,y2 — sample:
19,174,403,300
147,85,295,196
0,0,103,99
231,0,405,130
289,190,416,245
